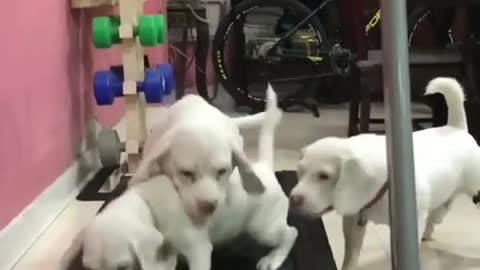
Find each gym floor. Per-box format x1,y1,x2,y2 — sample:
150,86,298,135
11,91,480,270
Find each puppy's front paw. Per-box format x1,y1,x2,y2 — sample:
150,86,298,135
421,233,434,241
256,254,284,270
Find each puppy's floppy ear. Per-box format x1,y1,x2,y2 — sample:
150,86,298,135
232,146,265,194
129,227,171,269
333,155,374,215
130,129,174,186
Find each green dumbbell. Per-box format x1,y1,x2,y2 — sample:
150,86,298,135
93,16,121,49
138,15,167,46
92,15,167,49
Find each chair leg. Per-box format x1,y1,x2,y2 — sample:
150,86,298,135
348,98,360,136
348,69,360,136
359,74,371,133
464,7,480,101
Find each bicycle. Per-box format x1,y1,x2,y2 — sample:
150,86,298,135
211,0,469,115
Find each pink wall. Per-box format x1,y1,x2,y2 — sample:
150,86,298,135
0,0,166,229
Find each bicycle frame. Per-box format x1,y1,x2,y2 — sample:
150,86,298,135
266,0,335,56
366,9,382,34
265,0,382,62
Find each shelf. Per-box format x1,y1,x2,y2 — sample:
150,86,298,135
71,0,118,9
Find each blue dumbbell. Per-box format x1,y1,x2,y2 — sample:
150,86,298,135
94,66,166,105
113,64,175,93
108,63,174,95
108,64,174,90
156,64,175,95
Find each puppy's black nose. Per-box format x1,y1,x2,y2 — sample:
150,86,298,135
197,200,217,215
289,195,304,208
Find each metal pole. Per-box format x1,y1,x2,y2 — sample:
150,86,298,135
380,0,421,270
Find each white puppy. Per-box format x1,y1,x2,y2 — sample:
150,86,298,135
130,94,266,225
138,85,297,270
60,96,271,270
60,188,176,270
207,85,298,270
290,77,480,270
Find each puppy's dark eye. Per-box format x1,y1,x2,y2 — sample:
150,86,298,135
180,170,194,179
217,168,228,178
317,172,329,181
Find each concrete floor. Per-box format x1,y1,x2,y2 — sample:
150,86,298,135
11,92,480,270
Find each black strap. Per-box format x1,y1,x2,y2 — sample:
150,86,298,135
357,180,390,226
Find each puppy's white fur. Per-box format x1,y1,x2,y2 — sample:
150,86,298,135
60,188,176,270
138,85,297,270
60,95,277,270
130,94,265,224
208,85,298,270
135,175,214,270
291,77,480,270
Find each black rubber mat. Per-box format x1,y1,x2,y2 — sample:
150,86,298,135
69,170,337,270
76,167,119,201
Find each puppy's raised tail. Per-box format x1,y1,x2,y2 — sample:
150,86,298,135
425,77,467,130
232,112,266,129
258,84,283,168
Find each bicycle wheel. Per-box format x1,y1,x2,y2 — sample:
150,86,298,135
408,6,459,128
212,0,328,110
408,6,456,48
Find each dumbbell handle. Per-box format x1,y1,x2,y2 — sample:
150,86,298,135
119,141,145,153
108,77,153,97
95,65,169,105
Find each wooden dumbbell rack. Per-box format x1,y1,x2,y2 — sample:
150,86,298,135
72,0,149,174
117,0,147,173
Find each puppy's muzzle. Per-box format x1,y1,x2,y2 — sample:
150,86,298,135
197,199,218,215
289,195,305,208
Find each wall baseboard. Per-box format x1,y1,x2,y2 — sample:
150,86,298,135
0,119,103,270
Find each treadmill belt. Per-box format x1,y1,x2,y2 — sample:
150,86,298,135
67,170,337,270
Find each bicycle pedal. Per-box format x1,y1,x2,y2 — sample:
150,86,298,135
329,44,352,75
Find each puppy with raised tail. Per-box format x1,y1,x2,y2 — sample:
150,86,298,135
139,85,297,270
207,84,298,270
290,77,480,270
61,94,273,270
